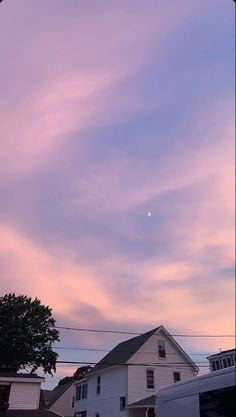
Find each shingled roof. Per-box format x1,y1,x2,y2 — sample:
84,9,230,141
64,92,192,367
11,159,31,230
92,326,161,373
128,394,156,408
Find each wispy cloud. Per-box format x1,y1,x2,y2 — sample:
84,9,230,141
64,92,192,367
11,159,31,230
0,0,234,386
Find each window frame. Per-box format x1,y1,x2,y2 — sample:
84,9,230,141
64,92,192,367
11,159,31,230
82,383,88,399
96,376,101,395
158,339,166,359
173,371,181,383
76,385,82,401
146,368,155,390
120,396,126,411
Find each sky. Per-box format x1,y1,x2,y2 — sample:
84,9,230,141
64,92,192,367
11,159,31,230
0,0,235,388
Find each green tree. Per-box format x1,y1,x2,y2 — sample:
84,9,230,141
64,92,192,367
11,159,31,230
58,365,92,386
0,293,60,375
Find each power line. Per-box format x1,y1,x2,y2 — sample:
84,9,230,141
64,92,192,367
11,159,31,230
56,360,210,368
56,326,235,338
53,346,214,356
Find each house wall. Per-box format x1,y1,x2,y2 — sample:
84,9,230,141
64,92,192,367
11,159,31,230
86,366,128,417
49,384,75,417
8,382,41,409
74,378,88,415
127,331,196,404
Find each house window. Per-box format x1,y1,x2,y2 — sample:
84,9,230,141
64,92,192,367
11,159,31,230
95,413,100,417
120,396,126,411
212,361,216,371
72,396,75,408
158,340,166,358
146,369,155,389
76,386,81,401
223,358,227,368
173,372,181,383
227,357,231,367
96,376,101,395
82,384,88,399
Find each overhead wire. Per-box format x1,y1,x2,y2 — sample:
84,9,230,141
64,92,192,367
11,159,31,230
53,346,214,356
56,326,235,337
56,360,210,368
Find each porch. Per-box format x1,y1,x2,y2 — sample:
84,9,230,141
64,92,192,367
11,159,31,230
128,395,156,417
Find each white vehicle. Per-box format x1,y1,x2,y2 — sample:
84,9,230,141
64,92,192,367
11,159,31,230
156,366,236,417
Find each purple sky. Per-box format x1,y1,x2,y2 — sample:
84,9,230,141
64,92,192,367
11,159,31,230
0,0,235,388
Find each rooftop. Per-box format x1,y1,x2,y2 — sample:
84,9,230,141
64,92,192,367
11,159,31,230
207,348,236,359
0,373,43,380
128,395,156,408
92,327,160,373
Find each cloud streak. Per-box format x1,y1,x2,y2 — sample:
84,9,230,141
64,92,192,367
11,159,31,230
0,0,235,387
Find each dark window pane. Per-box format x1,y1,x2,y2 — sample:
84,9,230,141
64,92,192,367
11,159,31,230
147,369,154,389
120,396,126,411
173,372,181,383
199,385,236,417
223,359,227,368
227,358,231,367
82,384,87,399
96,376,101,394
76,386,81,401
158,340,166,358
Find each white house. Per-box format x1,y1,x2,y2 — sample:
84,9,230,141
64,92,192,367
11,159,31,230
0,373,62,417
74,325,199,417
207,348,236,372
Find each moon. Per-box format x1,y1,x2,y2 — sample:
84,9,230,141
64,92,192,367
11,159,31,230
148,212,152,217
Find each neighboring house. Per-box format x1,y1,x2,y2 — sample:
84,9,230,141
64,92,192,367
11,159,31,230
43,381,75,417
74,325,199,417
0,373,61,417
207,348,236,371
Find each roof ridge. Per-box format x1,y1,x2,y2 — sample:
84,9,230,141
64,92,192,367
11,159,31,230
92,325,162,373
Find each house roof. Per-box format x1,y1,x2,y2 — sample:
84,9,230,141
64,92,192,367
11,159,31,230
128,395,156,408
92,325,198,374
0,411,63,417
92,327,160,373
0,373,42,379
44,382,74,409
207,348,236,359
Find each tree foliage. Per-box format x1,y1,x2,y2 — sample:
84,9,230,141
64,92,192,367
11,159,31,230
58,365,92,386
0,293,60,375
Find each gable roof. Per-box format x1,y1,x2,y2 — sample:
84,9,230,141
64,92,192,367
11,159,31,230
92,327,160,373
45,381,74,409
128,395,156,408
92,325,198,374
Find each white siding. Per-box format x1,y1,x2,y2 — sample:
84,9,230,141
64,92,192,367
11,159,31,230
74,379,88,414
8,382,41,409
86,367,128,417
127,331,196,404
